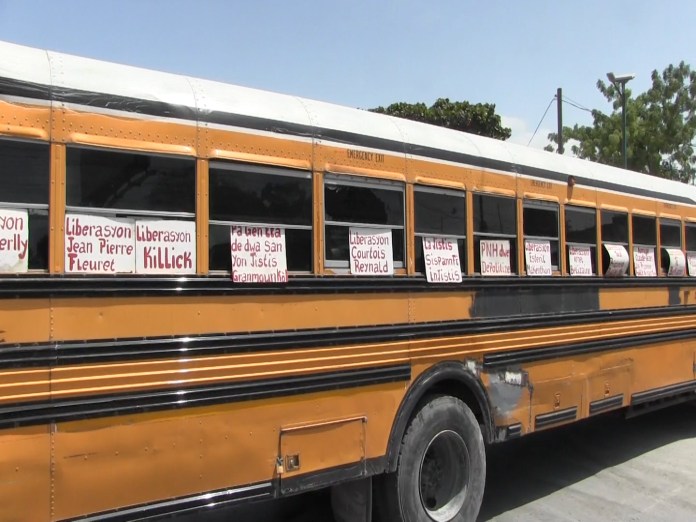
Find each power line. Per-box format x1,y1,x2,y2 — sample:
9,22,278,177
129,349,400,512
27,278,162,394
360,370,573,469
528,97,555,146
562,98,592,113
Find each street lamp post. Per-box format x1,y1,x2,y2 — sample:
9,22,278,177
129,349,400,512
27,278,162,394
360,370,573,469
606,72,635,169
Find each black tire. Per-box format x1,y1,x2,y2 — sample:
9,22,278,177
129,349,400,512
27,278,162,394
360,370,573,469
375,396,486,522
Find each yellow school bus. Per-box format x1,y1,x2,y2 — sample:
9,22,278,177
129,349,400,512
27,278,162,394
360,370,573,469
0,40,695,522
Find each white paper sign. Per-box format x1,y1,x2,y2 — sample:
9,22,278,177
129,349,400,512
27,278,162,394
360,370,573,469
349,227,394,275
524,240,552,276
604,244,629,277
65,214,135,273
480,239,511,276
230,225,288,283
633,246,656,277
687,252,696,276
569,246,592,276
0,208,29,273
422,236,462,283
666,248,686,276
135,220,196,274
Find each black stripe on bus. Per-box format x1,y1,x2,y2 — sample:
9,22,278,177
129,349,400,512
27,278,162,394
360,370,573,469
67,481,274,522
589,395,625,415
0,273,594,297
0,272,688,298
535,406,578,429
2,304,695,369
630,380,696,406
2,75,694,206
0,364,410,430
3,304,695,369
482,329,696,369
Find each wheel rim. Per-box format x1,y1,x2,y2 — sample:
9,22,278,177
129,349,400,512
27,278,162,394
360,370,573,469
418,429,471,521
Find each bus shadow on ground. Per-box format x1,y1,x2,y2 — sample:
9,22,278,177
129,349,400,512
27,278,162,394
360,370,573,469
477,402,696,521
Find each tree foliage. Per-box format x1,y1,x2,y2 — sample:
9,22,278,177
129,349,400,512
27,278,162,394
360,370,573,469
370,98,511,140
547,62,696,183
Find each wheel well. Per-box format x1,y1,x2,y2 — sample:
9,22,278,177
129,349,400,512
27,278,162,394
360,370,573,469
384,362,494,473
420,379,487,433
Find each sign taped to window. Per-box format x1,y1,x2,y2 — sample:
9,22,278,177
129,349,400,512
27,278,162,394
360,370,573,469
633,246,656,277
230,225,288,283
0,208,29,273
480,239,511,276
687,252,696,276
524,240,552,276
569,245,592,276
604,244,629,277
422,236,461,283
349,227,394,275
665,248,686,276
136,220,196,274
65,214,135,273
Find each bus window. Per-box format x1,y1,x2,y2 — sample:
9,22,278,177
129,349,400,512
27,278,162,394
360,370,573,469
65,147,196,274
686,223,696,275
473,194,516,274
209,162,312,273
565,206,597,276
600,210,629,276
632,215,657,277
414,186,466,275
523,200,559,273
659,218,683,275
67,148,195,213
324,175,404,270
0,138,50,271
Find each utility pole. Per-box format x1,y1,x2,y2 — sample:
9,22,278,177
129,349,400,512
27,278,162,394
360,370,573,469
606,72,635,169
556,88,564,154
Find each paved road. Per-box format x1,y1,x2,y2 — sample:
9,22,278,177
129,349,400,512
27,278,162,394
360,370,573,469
170,402,696,521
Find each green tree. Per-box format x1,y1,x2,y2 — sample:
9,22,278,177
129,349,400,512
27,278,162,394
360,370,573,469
547,62,696,183
369,98,511,140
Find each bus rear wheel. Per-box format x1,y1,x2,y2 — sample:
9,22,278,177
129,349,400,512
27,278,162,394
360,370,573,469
376,396,486,522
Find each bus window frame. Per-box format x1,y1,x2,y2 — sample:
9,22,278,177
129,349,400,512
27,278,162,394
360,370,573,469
523,199,560,273
323,173,405,271
472,192,517,275
413,185,466,276
0,137,51,272
208,160,313,275
564,204,598,276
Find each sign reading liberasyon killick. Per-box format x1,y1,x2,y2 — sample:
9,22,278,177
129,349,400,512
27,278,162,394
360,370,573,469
65,214,196,274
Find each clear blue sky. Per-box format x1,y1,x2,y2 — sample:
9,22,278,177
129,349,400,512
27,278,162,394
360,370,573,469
1,1,694,148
